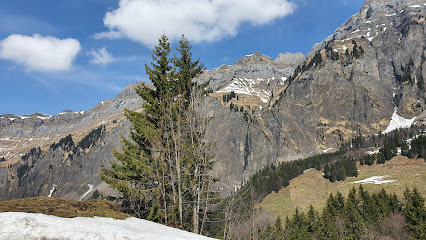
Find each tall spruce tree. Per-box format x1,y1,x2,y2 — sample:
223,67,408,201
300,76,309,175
101,35,214,233
101,35,173,220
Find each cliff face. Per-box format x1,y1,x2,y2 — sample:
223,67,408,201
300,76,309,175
206,0,426,193
1,0,425,199
271,0,426,153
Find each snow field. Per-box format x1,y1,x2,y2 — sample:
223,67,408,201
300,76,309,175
0,212,217,240
353,176,396,185
382,108,416,134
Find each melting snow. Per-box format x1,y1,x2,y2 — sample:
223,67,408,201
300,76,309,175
0,212,216,240
353,176,396,185
79,184,94,201
409,5,421,8
322,148,333,153
367,148,380,155
351,29,361,34
47,184,57,198
216,78,271,103
383,108,416,134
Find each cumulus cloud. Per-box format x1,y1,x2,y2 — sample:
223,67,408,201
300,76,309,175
89,47,114,65
95,0,296,46
0,34,81,72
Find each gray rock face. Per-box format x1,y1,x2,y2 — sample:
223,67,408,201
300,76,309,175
1,0,425,199
275,52,305,68
0,120,130,200
270,0,426,156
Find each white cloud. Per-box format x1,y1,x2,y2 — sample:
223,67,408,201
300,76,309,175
89,47,114,65
95,0,296,46
0,34,81,72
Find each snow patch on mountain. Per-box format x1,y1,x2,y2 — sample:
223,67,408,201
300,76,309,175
78,184,94,201
0,212,217,240
383,108,416,134
47,184,57,197
216,77,274,103
353,176,396,185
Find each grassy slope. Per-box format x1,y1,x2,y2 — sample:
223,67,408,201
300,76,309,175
257,155,426,219
0,196,130,219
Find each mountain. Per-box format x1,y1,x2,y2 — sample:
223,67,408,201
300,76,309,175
1,0,426,199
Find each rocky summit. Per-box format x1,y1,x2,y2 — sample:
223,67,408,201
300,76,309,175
1,0,426,199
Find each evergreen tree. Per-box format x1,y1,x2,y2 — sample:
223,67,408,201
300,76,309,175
381,139,396,160
271,216,284,240
377,152,386,164
343,195,365,240
285,208,310,240
316,207,338,240
335,191,345,213
101,35,214,233
403,187,426,239
306,205,318,234
101,35,173,220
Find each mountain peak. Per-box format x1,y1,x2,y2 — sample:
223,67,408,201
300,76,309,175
234,51,275,66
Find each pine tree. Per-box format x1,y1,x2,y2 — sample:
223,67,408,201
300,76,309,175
271,216,284,240
343,196,365,240
307,205,318,234
316,207,338,240
403,187,426,239
377,152,386,164
341,187,364,239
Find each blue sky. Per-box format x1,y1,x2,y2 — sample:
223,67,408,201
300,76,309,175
0,0,365,116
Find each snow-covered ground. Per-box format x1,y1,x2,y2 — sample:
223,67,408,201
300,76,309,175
322,148,333,153
382,108,416,134
366,148,380,155
353,175,396,185
0,212,217,240
216,77,272,103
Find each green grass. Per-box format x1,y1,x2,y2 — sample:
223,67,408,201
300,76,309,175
0,196,130,219
257,155,426,220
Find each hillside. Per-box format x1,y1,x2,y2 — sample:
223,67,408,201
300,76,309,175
258,155,426,219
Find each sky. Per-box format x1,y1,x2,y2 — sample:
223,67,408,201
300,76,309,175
0,0,365,116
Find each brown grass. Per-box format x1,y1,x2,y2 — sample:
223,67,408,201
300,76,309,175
257,155,426,221
0,196,130,219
